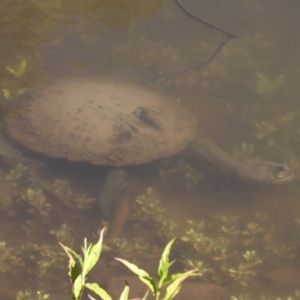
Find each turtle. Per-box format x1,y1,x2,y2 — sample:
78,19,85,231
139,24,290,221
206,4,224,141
4,78,293,234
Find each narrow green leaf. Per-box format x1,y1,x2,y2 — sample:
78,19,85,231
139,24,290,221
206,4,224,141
68,248,84,267
6,60,27,78
59,242,83,270
162,281,181,300
3,89,10,99
59,242,81,284
85,283,112,300
73,274,84,299
115,258,149,278
82,228,105,277
274,73,285,86
163,269,199,300
15,60,27,77
5,67,16,75
138,276,156,295
115,258,155,293
141,290,150,300
255,72,269,93
255,72,284,98
16,88,27,96
157,238,176,288
118,282,129,300
162,269,200,287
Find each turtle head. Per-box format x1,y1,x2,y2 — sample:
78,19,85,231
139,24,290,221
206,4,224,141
238,161,293,184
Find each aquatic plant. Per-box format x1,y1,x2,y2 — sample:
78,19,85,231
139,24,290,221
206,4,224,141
17,242,68,292
129,187,166,223
254,72,285,99
2,59,28,100
42,179,95,211
6,161,28,187
6,59,27,78
16,290,49,300
116,237,199,300
103,237,150,264
60,229,112,300
60,228,199,300
0,241,23,273
50,223,75,248
231,290,300,300
159,159,203,188
21,188,51,218
232,143,255,161
128,187,178,243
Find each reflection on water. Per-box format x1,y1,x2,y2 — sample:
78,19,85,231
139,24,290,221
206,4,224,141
1,0,300,299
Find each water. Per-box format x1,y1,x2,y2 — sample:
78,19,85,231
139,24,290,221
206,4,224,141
1,0,300,299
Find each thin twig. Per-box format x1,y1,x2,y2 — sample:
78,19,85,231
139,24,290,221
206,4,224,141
174,0,237,38
162,0,237,76
169,35,232,76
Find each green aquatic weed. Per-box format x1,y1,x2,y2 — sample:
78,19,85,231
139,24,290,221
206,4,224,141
22,188,51,217
255,121,277,140
104,237,150,264
42,179,95,210
233,143,255,160
6,162,28,187
42,179,73,201
16,290,49,300
228,251,262,287
0,241,23,273
130,187,165,222
156,220,178,241
6,59,27,78
181,259,209,275
2,88,27,100
254,72,285,98
279,112,295,125
73,194,95,211
50,223,75,247
159,159,203,188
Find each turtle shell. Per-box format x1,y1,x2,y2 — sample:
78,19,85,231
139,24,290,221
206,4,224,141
5,79,197,166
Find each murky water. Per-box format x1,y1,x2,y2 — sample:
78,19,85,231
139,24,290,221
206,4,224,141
1,0,300,299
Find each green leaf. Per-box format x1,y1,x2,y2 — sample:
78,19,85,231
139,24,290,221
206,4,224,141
141,290,150,300
115,258,156,293
163,269,200,287
162,269,198,300
82,228,105,277
59,242,81,284
6,59,27,78
255,72,285,98
85,283,112,300
73,274,84,299
118,282,129,300
16,88,27,96
3,89,10,99
162,281,181,300
157,238,176,288
255,72,269,94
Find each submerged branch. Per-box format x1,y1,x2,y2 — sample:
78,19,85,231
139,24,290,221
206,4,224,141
163,0,237,76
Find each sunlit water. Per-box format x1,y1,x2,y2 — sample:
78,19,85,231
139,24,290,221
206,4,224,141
1,0,300,299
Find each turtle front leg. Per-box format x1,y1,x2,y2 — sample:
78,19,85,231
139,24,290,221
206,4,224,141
98,168,130,238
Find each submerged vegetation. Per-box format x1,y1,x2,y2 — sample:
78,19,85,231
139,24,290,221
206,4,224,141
2,179,300,299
